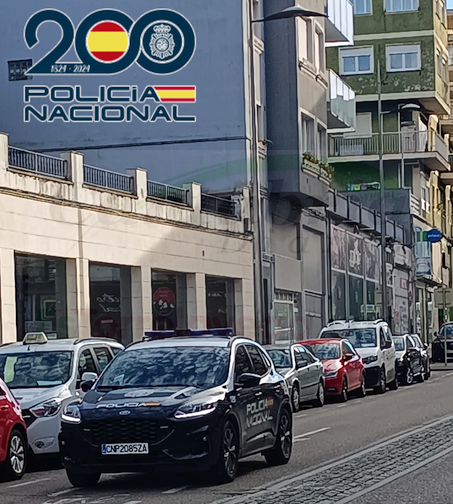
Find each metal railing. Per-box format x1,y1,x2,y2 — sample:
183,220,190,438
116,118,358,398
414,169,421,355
410,193,421,215
201,193,238,218
8,146,69,180
329,131,448,160
83,165,135,194
147,180,188,205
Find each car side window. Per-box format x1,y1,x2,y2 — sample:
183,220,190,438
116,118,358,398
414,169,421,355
78,349,97,379
94,347,112,372
235,345,252,379
112,347,122,356
379,329,386,349
344,341,356,355
296,346,313,365
246,345,268,376
407,336,416,349
342,342,349,356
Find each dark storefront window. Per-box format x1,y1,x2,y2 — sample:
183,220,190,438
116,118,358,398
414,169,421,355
15,254,67,340
89,264,132,345
349,276,364,321
366,281,379,320
206,276,235,330
152,270,187,330
332,271,346,320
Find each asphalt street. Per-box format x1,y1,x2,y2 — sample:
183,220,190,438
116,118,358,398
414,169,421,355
3,363,453,504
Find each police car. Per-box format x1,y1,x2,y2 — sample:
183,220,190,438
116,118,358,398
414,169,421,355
59,329,293,486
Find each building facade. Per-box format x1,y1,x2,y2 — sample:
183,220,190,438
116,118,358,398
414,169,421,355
327,0,453,342
0,133,254,344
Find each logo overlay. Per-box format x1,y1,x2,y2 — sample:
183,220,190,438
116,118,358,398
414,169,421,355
22,9,197,123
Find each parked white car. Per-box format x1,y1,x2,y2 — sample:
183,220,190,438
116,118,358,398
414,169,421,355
319,319,398,393
0,333,123,455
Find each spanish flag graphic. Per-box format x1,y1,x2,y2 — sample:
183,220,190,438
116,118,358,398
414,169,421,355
154,86,197,103
87,21,129,63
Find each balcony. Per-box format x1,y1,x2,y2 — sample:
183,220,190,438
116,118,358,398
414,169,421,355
328,70,356,131
325,0,354,46
329,130,451,171
440,110,453,134
328,191,406,243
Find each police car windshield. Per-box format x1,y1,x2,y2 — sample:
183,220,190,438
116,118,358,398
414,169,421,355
266,349,292,368
304,343,340,360
0,351,73,388
98,346,230,389
322,329,377,348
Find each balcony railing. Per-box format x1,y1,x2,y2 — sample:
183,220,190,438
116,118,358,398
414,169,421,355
83,165,135,194
329,130,449,161
201,193,238,218
8,146,69,180
328,70,356,130
147,180,188,205
326,0,354,45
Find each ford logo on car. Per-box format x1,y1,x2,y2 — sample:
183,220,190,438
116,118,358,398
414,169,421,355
119,410,131,416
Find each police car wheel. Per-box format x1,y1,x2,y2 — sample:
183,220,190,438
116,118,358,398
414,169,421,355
66,469,101,488
264,408,292,466
416,365,425,383
211,420,239,484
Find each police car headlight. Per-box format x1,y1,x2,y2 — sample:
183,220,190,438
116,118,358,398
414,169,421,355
30,398,62,418
174,400,219,419
61,402,82,424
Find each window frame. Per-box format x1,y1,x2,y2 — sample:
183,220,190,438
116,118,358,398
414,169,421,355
93,346,113,372
234,344,253,380
386,44,421,73
354,0,372,15
385,0,418,13
339,47,374,76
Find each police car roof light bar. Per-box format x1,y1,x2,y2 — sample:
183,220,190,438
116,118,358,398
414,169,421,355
143,327,234,341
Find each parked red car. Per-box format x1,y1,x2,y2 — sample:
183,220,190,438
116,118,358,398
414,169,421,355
0,377,27,480
299,339,366,402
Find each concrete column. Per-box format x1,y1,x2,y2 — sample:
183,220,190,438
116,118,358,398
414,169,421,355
175,273,188,329
66,259,78,339
0,249,17,343
234,279,245,336
61,151,84,201
75,258,91,339
184,183,201,226
120,267,132,345
55,259,68,339
242,278,255,340
131,266,152,341
187,273,206,329
128,168,147,215
0,132,8,188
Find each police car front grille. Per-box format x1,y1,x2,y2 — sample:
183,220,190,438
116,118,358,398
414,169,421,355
86,419,165,445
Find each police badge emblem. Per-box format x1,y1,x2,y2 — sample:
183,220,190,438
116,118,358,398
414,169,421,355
150,24,176,60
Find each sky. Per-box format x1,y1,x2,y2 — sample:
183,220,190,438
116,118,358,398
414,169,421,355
449,0,453,9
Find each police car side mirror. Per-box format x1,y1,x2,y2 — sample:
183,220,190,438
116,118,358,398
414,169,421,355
236,373,261,388
423,343,428,350
385,341,392,349
81,380,95,393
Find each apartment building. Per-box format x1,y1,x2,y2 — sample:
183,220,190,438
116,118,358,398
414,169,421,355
327,0,452,341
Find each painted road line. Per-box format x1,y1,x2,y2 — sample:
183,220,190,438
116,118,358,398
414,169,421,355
445,372,453,376
295,413,307,418
295,437,310,443
8,478,50,489
48,489,75,497
162,486,190,494
293,427,330,440
337,404,346,408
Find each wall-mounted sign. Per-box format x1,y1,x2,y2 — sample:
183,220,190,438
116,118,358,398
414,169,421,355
426,229,442,243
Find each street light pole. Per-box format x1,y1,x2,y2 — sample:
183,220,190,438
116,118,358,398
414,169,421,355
377,61,387,321
249,0,264,343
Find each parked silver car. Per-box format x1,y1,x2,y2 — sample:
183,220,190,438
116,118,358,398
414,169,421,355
264,344,325,412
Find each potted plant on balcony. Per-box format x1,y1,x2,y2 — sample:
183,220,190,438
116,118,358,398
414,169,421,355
301,153,334,181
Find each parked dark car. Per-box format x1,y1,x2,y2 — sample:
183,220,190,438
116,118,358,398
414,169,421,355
432,323,453,362
392,335,425,385
410,334,430,380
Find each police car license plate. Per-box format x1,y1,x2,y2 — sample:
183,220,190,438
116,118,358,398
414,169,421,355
101,443,149,455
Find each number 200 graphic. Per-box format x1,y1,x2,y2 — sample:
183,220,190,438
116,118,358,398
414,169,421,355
24,9,196,75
